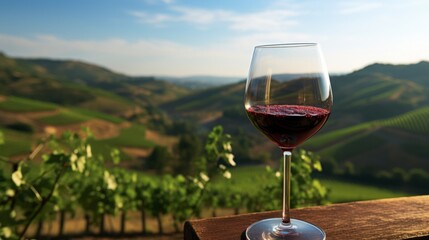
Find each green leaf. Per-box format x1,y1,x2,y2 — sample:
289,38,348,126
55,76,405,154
11,168,24,187
45,153,67,164
70,154,86,173
110,148,121,164
1,227,12,238
0,131,4,145
104,170,117,190
313,161,322,172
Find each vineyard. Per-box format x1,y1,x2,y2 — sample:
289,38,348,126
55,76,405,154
0,126,328,239
382,106,429,134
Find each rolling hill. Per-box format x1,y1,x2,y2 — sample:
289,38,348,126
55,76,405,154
304,106,429,171
20,56,191,106
163,61,429,171
327,62,429,130
0,52,190,114
0,94,179,172
1,50,429,174
0,52,187,164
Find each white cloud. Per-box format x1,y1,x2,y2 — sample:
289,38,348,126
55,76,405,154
130,11,173,25
143,0,174,5
339,1,383,14
0,33,252,76
0,0,313,78
130,6,298,32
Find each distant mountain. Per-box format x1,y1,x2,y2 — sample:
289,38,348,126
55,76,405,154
353,61,429,85
159,75,243,89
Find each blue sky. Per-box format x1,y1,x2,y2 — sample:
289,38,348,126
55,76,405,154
0,0,428,77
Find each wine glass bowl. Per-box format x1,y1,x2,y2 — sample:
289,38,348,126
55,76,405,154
244,43,332,240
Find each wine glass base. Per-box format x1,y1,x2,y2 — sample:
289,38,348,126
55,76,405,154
246,218,325,240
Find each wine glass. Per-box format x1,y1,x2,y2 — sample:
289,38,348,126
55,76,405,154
244,43,332,240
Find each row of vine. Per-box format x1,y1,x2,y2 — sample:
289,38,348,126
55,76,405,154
0,126,327,239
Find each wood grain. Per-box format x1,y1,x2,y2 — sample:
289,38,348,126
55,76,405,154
184,195,429,240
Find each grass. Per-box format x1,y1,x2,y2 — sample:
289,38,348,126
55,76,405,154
320,177,410,203
224,165,271,193
101,124,155,148
215,166,410,203
38,109,91,125
0,96,57,112
72,107,124,124
0,128,32,157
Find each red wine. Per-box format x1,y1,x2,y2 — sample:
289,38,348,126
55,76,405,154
246,105,330,151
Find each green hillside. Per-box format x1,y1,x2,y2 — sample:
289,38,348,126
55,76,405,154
163,60,429,170
2,51,429,176
0,95,155,160
327,73,427,131
21,56,191,106
162,81,245,112
354,61,429,86
305,106,429,170
0,95,57,112
0,127,33,157
160,81,248,132
0,53,136,116
0,53,191,118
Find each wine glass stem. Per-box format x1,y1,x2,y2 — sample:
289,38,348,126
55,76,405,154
282,151,292,224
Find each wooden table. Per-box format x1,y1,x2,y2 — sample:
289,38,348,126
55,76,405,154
184,195,429,240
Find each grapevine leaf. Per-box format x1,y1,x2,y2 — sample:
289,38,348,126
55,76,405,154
5,188,15,197
114,194,124,209
45,153,67,164
11,169,24,187
313,161,322,172
110,148,121,164
223,170,231,179
223,142,232,151
76,156,85,173
86,145,92,158
200,172,209,182
1,227,12,238
224,153,236,166
104,171,117,190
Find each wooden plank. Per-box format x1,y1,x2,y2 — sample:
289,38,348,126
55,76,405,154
184,195,429,240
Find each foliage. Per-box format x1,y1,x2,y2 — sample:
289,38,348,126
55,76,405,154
244,149,328,212
0,129,95,239
145,146,172,174
290,149,328,207
175,133,202,175
0,126,329,239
